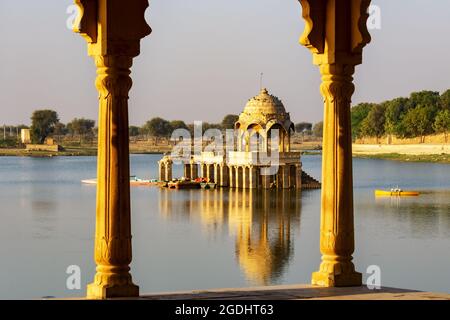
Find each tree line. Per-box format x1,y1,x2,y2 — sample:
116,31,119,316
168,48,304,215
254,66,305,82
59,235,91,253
2,110,325,147
351,90,450,142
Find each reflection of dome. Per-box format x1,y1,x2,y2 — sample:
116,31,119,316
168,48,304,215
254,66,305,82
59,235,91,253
235,88,294,133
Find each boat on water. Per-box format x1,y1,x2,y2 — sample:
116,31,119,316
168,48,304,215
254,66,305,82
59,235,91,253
167,179,201,189
200,182,217,190
82,176,156,186
375,188,420,197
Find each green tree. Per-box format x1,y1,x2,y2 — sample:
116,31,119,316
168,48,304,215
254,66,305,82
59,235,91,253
142,117,172,137
440,89,450,111
401,106,433,142
169,120,188,131
67,118,95,142
359,104,386,142
433,109,450,142
129,126,140,137
53,122,68,136
351,103,374,139
408,91,440,109
30,110,59,144
221,114,239,129
383,97,409,136
313,121,323,138
295,122,313,133
203,122,222,132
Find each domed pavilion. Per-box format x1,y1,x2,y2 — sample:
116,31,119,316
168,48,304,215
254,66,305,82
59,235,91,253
159,88,320,190
235,88,295,153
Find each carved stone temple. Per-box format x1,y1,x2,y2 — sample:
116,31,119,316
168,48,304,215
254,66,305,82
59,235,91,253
158,88,321,190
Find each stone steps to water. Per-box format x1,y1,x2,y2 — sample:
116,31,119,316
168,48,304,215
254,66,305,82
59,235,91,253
302,171,321,189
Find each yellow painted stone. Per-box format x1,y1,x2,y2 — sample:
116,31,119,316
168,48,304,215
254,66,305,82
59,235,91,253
73,0,151,299
299,0,371,287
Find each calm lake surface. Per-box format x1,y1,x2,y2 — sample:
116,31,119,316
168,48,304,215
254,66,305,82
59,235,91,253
0,154,449,299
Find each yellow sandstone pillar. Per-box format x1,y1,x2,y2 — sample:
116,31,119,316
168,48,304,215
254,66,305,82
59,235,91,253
299,0,371,287
73,0,151,299
190,160,198,179
295,163,302,190
184,163,191,179
220,165,229,187
229,166,235,188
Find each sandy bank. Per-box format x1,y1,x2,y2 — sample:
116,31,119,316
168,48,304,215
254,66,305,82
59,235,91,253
352,144,450,155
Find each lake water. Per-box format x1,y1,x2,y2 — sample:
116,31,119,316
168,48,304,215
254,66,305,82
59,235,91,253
0,154,449,299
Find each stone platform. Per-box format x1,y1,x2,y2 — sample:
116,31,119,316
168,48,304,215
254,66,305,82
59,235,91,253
137,284,450,300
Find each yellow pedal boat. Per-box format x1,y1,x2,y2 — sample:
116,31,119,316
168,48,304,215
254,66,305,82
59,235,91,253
375,189,420,197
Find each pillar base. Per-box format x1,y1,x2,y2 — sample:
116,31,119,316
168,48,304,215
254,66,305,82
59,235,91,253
87,279,139,299
311,269,362,287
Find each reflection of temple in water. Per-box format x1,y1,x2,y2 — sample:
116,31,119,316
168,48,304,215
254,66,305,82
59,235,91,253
158,189,301,285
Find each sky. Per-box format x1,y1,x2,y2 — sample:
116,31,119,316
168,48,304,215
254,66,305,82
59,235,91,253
1,0,450,126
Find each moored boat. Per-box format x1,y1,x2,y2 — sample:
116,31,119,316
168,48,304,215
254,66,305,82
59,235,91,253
82,176,156,186
200,182,217,190
374,189,420,197
167,180,201,189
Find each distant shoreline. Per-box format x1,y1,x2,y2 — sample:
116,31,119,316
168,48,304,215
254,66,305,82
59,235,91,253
352,143,450,164
0,148,165,157
2,143,449,164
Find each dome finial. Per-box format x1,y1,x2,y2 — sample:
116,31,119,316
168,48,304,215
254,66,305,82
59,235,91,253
260,87,269,94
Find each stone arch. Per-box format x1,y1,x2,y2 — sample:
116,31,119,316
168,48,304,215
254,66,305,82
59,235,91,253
246,123,265,152
266,123,288,152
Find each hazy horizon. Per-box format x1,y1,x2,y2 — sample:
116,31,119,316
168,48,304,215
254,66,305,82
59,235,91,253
1,0,450,126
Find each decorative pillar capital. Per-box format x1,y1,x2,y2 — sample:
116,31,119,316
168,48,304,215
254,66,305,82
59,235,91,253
299,0,371,66
74,0,151,57
319,64,355,105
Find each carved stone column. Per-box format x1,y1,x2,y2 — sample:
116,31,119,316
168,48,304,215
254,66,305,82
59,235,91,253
88,55,139,299
235,166,242,189
220,164,229,187
214,164,220,184
158,161,165,181
206,164,213,182
282,165,290,189
184,163,191,179
295,163,302,189
73,0,151,299
200,163,206,179
299,0,371,287
190,160,198,179
249,166,257,189
242,167,249,189
165,160,173,181
229,166,235,188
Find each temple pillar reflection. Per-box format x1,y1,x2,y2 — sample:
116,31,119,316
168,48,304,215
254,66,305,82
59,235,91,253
299,0,371,287
73,0,151,299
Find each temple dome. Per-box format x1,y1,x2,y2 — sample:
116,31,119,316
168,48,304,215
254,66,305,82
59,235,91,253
236,88,293,133
243,88,286,115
